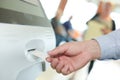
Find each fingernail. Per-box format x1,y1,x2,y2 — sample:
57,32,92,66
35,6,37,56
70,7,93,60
46,57,52,62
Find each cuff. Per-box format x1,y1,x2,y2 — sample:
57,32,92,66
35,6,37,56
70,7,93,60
95,35,116,60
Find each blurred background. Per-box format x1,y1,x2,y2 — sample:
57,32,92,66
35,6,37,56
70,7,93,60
40,0,120,31
37,0,120,80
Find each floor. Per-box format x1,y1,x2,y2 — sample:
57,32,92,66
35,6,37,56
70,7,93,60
36,60,120,80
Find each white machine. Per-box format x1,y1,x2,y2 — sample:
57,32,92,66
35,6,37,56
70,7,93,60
0,0,56,80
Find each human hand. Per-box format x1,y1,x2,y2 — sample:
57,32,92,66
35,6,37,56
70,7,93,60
101,27,112,34
46,40,101,75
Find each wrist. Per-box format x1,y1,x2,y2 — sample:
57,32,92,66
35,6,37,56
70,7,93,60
89,40,101,60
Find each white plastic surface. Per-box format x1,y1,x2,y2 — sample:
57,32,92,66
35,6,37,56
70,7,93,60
0,23,55,80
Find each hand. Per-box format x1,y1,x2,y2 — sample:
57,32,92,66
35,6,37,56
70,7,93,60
101,27,112,34
46,40,101,75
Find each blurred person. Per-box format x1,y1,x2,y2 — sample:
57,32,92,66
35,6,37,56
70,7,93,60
51,9,69,46
84,1,116,74
100,2,115,33
46,29,120,75
63,16,81,41
84,1,115,40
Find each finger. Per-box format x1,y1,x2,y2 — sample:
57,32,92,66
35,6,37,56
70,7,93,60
48,44,68,57
61,65,71,75
51,58,59,69
55,60,64,73
46,57,52,62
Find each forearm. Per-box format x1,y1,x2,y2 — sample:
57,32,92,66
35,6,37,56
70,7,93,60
95,29,120,60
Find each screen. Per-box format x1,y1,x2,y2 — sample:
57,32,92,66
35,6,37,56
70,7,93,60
0,0,50,27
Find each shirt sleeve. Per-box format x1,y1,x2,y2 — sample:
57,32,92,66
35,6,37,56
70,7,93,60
95,29,120,60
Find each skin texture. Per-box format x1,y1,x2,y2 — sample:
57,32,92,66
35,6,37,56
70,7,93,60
46,40,101,75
